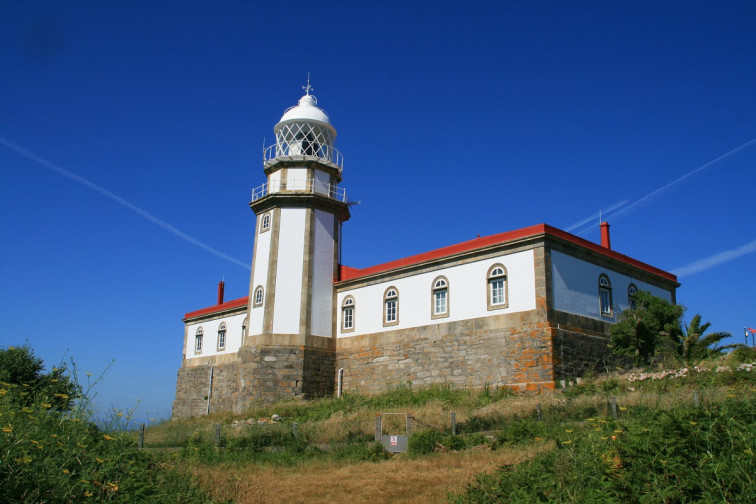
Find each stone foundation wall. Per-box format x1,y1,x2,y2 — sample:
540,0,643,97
173,311,615,418
233,344,336,412
172,361,238,418
336,310,556,396
550,311,612,380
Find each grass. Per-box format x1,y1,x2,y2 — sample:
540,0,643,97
136,354,755,503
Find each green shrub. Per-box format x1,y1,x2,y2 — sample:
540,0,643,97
0,345,219,503
452,397,756,503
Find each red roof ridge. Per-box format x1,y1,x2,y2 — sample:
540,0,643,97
338,223,677,283
184,296,248,320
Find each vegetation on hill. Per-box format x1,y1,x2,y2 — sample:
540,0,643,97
0,345,221,504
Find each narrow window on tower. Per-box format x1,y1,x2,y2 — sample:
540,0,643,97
260,213,271,233
194,327,204,354
217,322,226,351
383,287,399,326
241,317,248,340
487,264,508,310
627,284,638,311
253,286,264,307
341,296,355,333
599,274,613,316
431,276,449,319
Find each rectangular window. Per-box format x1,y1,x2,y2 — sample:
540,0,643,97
434,290,447,315
218,331,226,350
490,279,505,305
600,289,611,315
385,299,397,323
342,307,354,330
195,335,203,353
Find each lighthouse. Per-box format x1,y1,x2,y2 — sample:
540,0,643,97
236,84,349,405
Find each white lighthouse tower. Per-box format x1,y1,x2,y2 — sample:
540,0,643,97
237,83,349,405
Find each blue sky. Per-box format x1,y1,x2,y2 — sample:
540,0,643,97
1,1,755,421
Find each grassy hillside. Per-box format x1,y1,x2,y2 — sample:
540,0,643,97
4,344,753,503
138,351,755,503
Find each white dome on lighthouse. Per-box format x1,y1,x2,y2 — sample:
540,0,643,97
279,94,333,127
276,93,336,139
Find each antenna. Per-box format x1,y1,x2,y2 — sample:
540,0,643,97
302,72,313,95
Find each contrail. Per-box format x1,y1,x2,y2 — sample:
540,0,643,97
568,136,756,235
672,238,756,278
0,136,251,271
565,199,629,234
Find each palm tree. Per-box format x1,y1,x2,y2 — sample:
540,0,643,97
676,314,737,367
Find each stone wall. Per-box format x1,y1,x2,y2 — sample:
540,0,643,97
336,310,556,396
172,361,238,418
550,311,612,380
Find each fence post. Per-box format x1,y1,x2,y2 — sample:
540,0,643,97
406,414,414,439
536,403,542,421
451,412,456,435
375,414,381,442
610,396,618,420
138,423,145,450
214,423,221,448
293,422,299,438
693,389,700,408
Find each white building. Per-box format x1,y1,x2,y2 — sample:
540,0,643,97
173,89,678,418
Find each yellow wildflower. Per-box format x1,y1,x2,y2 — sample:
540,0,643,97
565,429,573,433
95,457,104,464
42,403,52,409
103,434,115,441
562,440,572,444
62,469,70,474
84,491,93,497
2,425,12,433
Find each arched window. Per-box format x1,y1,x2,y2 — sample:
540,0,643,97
432,276,449,318
341,296,355,332
217,322,226,351
383,287,399,326
487,264,508,310
194,327,204,354
253,286,264,307
261,213,271,233
599,274,613,316
241,317,248,340
628,284,638,310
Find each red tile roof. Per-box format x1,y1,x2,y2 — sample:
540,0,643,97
184,296,248,320
338,223,677,283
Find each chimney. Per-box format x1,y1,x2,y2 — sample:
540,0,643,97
217,280,225,305
600,222,611,249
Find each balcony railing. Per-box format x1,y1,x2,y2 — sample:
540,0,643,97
251,178,347,203
263,142,343,170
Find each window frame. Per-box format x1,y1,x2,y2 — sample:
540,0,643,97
253,286,264,307
341,296,355,333
194,327,204,354
599,274,613,316
627,284,638,311
383,287,399,327
431,276,449,319
217,322,226,351
486,264,508,310
260,212,271,233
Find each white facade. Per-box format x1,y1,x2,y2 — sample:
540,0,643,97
272,208,307,334
311,209,335,336
551,250,673,321
185,311,246,359
336,250,537,338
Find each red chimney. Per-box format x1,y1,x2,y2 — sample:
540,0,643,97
217,281,225,305
600,222,611,249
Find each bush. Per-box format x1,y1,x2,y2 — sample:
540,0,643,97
0,345,218,503
452,397,756,503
